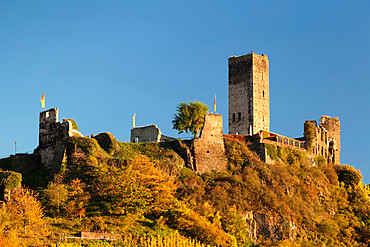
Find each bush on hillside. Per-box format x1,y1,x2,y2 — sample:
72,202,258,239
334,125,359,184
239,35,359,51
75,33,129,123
93,132,119,155
63,119,78,131
0,171,22,190
68,137,100,157
334,164,362,187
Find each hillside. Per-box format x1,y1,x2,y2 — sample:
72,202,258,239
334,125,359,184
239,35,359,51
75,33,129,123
0,133,369,247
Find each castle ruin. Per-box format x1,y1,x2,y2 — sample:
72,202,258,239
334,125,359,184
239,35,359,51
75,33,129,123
228,52,341,164
38,108,82,171
0,51,342,182
304,116,341,164
130,125,176,143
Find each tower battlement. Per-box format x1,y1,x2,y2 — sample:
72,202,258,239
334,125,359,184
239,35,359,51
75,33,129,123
40,108,59,125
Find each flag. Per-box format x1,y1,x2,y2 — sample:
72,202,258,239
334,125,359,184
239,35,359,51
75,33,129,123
214,94,216,113
40,93,45,108
133,113,136,128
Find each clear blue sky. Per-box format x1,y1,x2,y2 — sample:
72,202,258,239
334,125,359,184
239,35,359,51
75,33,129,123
0,1,369,183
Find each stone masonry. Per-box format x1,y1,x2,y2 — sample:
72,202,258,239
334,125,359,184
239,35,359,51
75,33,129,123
131,125,162,143
193,114,228,174
131,125,177,143
229,53,270,135
38,108,82,171
303,116,340,164
228,52,341,164
320,116,340,164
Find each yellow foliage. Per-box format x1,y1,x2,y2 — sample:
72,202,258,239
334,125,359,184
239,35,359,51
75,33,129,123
95,155,176,215
64,179,90,219
1,187,48,246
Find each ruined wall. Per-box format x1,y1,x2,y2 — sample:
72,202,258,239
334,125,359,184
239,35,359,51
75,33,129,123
39,108,70,170
193,114,228,174
130,125,162,143
316,127,328,158
320,116,340,164
303,116,340,164
228,53,269,135
38,108,82,171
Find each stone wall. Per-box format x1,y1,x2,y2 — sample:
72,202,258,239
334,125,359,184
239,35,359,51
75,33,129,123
228,53,269,135
130,125,162,143
192,114,228,174
316,126,328,158
38,108,82,171
320,116,340,164
303,116,340,164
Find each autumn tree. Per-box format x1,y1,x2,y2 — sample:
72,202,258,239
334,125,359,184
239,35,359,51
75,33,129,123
64,179,90,220
5,186,47,246
172,100,209,138
43,174,68,216
94,155,176,215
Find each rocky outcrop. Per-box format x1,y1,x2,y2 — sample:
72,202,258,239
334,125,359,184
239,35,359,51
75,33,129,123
243,211,298,242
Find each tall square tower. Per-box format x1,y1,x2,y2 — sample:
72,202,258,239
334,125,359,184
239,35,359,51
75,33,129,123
228,53,270,135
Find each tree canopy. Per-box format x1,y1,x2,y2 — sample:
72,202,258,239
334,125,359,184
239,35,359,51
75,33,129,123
172,100,209,138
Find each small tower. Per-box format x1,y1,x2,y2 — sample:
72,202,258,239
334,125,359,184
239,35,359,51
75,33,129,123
193,114,228,174
228,52,270,135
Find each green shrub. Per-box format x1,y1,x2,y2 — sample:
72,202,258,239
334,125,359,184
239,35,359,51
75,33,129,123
265,145,307,166
93,132,119,155
69,137,100,157
315,156,327,168
304,121,316,152
334,164,362,187
116,142,141,160
0,170,22,190
222,205,254,246
63,118,79,131
265,143,278,161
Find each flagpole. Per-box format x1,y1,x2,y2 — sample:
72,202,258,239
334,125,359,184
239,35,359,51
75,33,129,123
214,94,216,113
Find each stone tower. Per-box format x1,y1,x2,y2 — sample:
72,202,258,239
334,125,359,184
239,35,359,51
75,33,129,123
193,114,228,174
228,52,270,135
39,108,71,170
320,116,340,164
38,108,83,171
